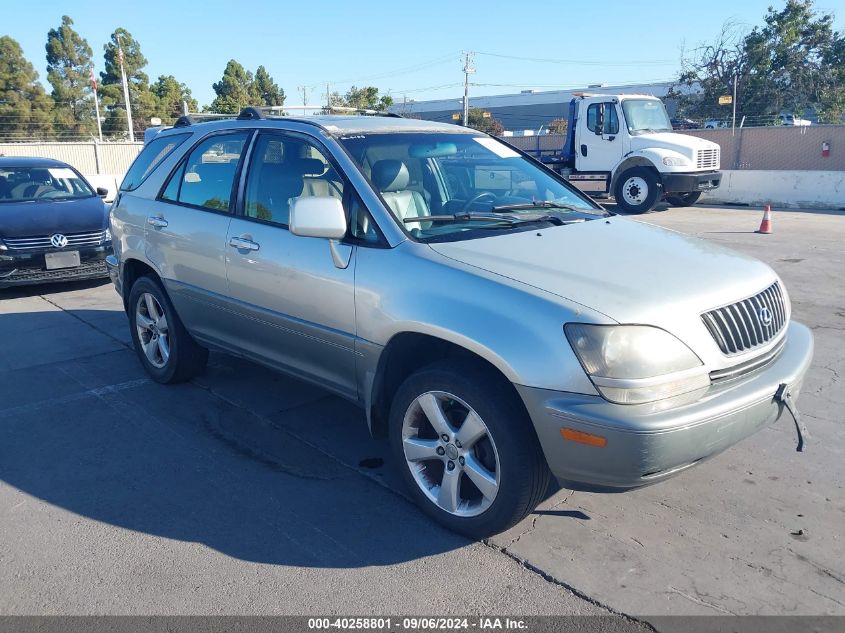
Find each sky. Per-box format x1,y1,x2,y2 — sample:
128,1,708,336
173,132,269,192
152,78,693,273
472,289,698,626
5,0,844,110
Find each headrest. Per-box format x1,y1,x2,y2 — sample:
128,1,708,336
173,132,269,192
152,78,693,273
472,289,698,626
371,160,409,192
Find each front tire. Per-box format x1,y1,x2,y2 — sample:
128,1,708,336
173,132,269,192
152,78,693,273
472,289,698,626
613,167,660,214
127,275,208,383
665,191,701,207
388,360,550,538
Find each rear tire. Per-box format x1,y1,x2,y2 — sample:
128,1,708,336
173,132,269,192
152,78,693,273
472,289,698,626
613,167,660,214
388,359,551,539
127,275,208,384
665,191,701,207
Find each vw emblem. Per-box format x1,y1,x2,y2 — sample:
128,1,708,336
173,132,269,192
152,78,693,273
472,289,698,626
50,233,68,248
758,306,773,327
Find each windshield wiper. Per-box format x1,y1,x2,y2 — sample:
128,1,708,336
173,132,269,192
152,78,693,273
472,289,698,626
403,212,554,227
490,201,585,213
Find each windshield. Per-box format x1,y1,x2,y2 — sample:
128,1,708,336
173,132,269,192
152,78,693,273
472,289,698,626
621,99,673,135
0,165,95,203
338,132,603,242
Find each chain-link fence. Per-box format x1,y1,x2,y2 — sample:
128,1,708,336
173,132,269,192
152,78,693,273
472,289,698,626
503,125,845,171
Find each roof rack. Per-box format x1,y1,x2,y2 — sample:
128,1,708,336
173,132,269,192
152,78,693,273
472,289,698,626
170,105,402,128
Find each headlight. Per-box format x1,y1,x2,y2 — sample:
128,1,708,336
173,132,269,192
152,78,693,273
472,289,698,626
662,156,690,167
565,324,709,405
104,227,112,242
0,239,6,252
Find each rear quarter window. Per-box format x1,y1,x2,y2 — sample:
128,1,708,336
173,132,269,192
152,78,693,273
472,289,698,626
120,133,191,191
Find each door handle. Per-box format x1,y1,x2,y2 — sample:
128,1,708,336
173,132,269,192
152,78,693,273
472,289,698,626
228,236,260,251
147,216,168,228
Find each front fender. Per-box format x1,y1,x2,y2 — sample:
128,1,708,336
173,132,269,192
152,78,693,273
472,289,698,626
354,240,608,396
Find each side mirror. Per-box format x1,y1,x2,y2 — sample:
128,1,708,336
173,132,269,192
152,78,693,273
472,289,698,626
289,196,347,240
96,187,109,198
595,103,605,136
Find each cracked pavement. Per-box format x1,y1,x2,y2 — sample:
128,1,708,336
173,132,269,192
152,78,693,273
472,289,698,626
0,204,842,619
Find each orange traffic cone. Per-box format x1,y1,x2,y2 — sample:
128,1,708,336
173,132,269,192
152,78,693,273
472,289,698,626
757,205,773,234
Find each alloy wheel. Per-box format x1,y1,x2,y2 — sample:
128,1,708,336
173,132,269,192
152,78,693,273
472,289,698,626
135,292,170,369
401,391,500,517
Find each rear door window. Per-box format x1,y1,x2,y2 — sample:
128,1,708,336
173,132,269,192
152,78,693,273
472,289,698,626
120,133,191,191
161,132,250,212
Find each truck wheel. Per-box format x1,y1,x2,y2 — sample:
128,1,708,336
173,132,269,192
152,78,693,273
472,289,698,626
128,275,208,384
388,359,551,539
614,167,660,214
665,192,701,207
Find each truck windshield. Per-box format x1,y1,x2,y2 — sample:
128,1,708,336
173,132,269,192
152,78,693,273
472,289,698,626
621,99,673,135
338,132,603,242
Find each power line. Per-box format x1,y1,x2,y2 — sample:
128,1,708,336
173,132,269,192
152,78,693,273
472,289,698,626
475,51,677,67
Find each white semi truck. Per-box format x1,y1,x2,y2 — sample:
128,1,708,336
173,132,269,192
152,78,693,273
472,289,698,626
525,93,722,213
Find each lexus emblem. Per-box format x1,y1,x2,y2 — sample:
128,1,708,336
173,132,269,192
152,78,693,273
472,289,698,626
758,306,773,327
50,233,68,248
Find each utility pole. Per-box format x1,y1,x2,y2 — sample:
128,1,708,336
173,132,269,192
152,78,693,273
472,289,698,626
326,83,331,112
732,74,737,136
299,85,310,111
462,51,475,126
89,64,103,142
116,33,135,142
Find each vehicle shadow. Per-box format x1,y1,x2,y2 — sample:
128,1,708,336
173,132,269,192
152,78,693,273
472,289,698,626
0,307,572,568
0,277,112,300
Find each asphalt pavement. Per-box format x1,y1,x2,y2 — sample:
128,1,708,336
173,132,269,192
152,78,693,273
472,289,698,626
0,204,842,620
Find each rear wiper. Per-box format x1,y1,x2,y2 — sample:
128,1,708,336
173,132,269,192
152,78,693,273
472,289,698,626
490,201,585,213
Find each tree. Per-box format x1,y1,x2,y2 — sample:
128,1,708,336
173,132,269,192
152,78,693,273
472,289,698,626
210,60,254,113
547,118,568,135
252,65,284,107
45,15,95,139
672,1,845,125
330,85,393,111
0,36,53,141
465,108,504,135
151,75,198,122
99,28,156,138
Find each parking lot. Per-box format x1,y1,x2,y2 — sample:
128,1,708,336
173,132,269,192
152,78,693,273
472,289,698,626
1,204,842,619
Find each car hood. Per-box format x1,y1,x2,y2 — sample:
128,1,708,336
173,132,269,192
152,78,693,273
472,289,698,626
0,196,108,238
629,131,719,155
427,217,778,326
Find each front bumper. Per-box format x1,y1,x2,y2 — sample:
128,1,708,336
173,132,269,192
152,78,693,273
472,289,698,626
518,321,814,490
0,244,111,289
661,170,722,193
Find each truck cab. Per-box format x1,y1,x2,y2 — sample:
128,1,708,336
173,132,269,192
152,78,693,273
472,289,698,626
558,94,722,213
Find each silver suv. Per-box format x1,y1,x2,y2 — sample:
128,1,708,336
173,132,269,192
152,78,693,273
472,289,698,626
107,110,813,538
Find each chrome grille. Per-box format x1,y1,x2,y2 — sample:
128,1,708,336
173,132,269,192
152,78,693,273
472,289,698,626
2,230,108,250
702,282,787,355
696,148,720,169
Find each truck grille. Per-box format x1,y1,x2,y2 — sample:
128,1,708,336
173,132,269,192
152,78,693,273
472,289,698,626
696,148,720,170
701,281,787,355
2,230,108,250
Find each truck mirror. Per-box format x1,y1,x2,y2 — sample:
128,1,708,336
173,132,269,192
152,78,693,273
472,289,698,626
595,104,605,136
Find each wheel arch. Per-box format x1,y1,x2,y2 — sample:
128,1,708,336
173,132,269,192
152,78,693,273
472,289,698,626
366,331,525,438
120,258,162,312
610,154,661,193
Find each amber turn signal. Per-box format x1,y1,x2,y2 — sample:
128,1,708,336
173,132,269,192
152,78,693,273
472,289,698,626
560,428,607,447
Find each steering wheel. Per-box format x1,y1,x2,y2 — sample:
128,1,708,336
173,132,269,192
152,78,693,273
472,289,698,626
460,191,497,213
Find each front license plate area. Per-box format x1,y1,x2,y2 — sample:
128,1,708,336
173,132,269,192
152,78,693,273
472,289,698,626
44,251,81,270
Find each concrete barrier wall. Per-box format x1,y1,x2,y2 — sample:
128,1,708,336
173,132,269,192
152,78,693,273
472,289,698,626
701,170,845,209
